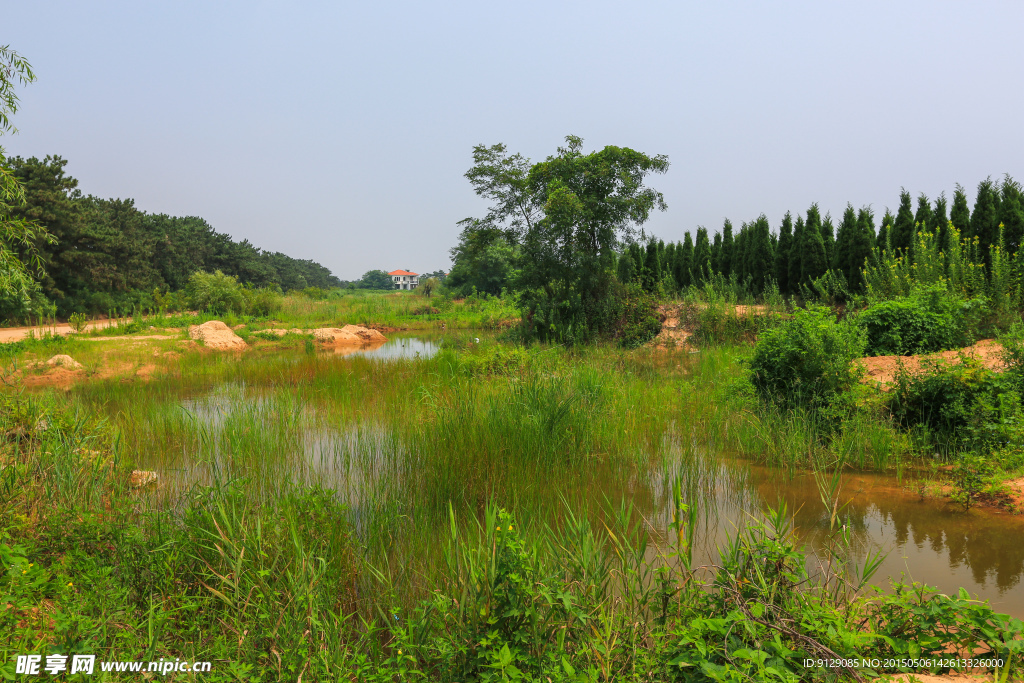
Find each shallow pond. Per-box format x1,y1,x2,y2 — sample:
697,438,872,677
143,345,1024,619
322,335,441,360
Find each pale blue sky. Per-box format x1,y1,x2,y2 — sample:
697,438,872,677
5,1,1023,280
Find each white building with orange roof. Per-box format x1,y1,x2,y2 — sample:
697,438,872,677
389,269,419,290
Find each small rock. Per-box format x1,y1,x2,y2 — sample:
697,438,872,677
129,470,158,488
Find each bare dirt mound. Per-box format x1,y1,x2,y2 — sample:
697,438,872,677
857,339,1005,388
652,315,693,349
312,325,387,345
45,354,83,369
188,321,248,351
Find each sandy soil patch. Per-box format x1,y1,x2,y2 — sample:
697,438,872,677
312,326,387,345
188,321,248,351
82,334,179,341
857,339,1005,388
652,315,694,350
0,319,124,342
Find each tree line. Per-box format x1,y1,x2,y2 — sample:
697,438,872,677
613,176,1024,298
3,155,342,318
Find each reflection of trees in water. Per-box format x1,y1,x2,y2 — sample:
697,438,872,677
748,469,1024,593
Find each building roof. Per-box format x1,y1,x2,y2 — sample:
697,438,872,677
389,270,418,276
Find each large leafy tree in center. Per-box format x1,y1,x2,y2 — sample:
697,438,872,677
520,136,668,341
461,136,668,342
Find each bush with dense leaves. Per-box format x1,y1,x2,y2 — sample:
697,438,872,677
856,286,986,357
747,306,865,410
186,270,281,316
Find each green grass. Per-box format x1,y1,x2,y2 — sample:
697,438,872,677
1,337,1022,680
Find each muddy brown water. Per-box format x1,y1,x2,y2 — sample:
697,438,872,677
708,464,1024,616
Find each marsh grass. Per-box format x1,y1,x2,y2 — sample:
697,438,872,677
2,334,1022,679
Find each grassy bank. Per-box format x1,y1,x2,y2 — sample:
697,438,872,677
1,335,1022,680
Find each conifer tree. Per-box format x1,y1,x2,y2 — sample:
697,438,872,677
801,205,828,284
914,193,933,233
933,193,949,253
735,224,750,281
679,234,694,288
833,204,857,283
891,189,915,252
616,250,635,284
998,176,1024,255
663,241,676,290
950,184,971,238
971,177,1000,255
711,232,722,274
642,239,660,292
748,215,774,294
789,215,805,290
877,210,895,251
851,207,875,291
628,243,645,281
693,227,711,283
721,219,734,277
820,212,835,266
774,212,793,295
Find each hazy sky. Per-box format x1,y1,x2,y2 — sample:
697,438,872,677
5,1,1023,280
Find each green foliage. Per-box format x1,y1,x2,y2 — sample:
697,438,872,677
747,307,865,411
67,311,88,332
619,284,663,349
356,269,393,290
447,219,518,296
857,286,985,356
4,155,339,317
888,355,1024,454
0,49,56,315
184,270,282,316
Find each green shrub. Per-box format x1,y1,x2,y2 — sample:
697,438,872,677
856,286,986,357
186,270,244,314
618,284,662,349
888,356,1024,454
747,306,865,411
241,286,283,317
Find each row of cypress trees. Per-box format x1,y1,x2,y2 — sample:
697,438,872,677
616,175,1024,297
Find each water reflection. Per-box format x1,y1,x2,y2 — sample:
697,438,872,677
325,336,440,360
154,385,1024,618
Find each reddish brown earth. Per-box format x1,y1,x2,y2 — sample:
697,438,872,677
857,339,1005,388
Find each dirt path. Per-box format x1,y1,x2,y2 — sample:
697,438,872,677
0,319,126,343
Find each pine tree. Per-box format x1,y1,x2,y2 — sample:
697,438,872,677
693,227,711,283
711,232,722,274
998,176,1024,255
721,219,734,277
663,241,676,290
971,177,1000,256
950,184,971,238
933,193,949,253
789,215,805,290
616,250,635,284
851,207,875,291
891,189,915,252
774,211,793,295
914,193,933,234
679,234,694,288
877,210,895,251
642,239,660,292
748,215,774,294
834,204,857,283
821,212,835,267
801,205,828,284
